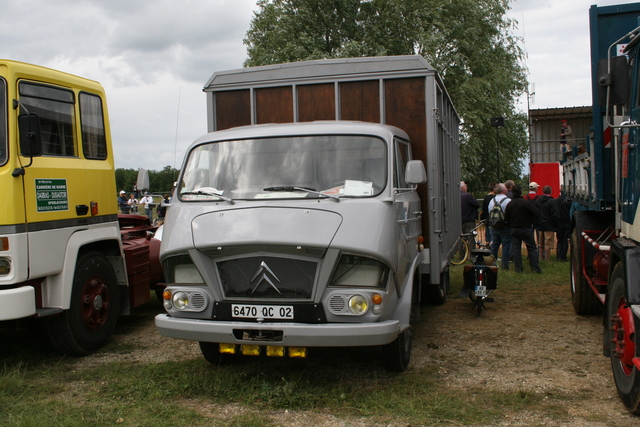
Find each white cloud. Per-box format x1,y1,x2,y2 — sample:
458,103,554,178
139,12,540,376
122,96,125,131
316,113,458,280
0,0,257,171
2,0,639,171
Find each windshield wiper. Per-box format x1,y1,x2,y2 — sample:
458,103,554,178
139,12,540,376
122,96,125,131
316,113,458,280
263,186,340,201
181,190,235,204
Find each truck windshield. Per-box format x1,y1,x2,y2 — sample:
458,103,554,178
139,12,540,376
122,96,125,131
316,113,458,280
179,134,387,201
0,78,6,166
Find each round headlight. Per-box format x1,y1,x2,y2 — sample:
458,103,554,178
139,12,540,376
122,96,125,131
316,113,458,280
0,258,10,276
348,295,368,315
172,291,189,310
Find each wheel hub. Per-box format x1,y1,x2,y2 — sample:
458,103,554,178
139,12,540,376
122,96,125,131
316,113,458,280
81,277,110,331
610,304,637,376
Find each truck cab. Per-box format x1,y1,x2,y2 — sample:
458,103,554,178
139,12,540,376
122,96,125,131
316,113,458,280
0,60,162,356
156,121,427,371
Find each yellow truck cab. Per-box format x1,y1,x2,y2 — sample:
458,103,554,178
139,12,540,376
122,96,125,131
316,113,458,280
0,60,160,355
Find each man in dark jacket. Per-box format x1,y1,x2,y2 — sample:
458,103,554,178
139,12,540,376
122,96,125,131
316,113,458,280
555,192,572,261
535,185,559,261
504,184,542,273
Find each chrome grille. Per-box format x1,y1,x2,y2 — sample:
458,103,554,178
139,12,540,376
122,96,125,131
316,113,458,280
217,256,316,299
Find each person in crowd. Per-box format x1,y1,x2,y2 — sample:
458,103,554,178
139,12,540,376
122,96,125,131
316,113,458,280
481,182,497,246
460,181,480,251
525,182,540,202
504,184,542,274
118,190,129,214
555,191,572,261
535,185,559,261
140,192,154,222
127,193,138,213
505,180,514,198
488,183,511,270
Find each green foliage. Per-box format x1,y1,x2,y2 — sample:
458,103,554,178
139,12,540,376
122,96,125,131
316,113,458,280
115,165,179,195
244,0,529,193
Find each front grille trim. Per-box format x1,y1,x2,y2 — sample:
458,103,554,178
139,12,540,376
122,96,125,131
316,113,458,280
216,255,318,300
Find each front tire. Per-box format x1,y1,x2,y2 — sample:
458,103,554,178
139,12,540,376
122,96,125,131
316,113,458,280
46,251,120,356
606,263,640,414
382,327,412,372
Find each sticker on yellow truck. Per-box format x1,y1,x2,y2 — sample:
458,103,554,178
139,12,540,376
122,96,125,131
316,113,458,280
35,179,68,212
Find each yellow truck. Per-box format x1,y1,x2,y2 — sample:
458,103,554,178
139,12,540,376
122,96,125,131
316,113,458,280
0,60,163,355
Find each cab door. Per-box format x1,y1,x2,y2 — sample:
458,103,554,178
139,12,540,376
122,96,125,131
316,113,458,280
394,138,422,290
17,80,89,277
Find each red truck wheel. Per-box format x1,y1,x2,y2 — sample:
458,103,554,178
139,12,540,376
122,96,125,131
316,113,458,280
46,251,120,356
607,263,640,414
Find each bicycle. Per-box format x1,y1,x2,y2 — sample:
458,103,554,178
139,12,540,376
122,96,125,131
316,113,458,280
450,220,489,266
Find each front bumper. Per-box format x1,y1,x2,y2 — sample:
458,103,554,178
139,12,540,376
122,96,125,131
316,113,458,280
155,314,401,347
0,286,36,321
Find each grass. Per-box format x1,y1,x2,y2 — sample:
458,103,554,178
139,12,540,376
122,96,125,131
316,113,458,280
0,258,574,426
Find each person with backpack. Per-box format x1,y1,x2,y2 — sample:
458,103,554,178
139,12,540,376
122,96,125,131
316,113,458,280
525,182,540,202
488,183,512,270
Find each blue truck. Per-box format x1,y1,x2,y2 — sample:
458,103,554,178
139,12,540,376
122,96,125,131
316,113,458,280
565,2,640,414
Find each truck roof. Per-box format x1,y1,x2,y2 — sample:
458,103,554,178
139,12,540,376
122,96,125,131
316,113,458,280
189,121,410,147
0,59,104,93
204,55,438,91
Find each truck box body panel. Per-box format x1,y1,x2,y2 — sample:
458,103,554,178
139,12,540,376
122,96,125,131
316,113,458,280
563,4,640,210
530,162,562,198
204,56,460,281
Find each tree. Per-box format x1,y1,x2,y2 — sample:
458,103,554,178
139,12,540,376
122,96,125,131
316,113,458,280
115,166,179,196
244,0,528,195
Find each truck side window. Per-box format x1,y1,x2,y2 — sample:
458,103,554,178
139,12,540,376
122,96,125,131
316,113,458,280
0,78,6,166
19,82,76,157
394,138,411,189
79,92,107,160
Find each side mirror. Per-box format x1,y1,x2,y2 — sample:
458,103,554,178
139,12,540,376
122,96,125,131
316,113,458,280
18,113,43,157
597,56,629,107
405,160,427,185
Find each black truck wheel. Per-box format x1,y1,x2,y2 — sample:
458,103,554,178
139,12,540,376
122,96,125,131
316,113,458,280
46,251,120,356
382,327,412,372
570,227,602,314
423,269,449,306
570,211,610,315
606,263,640,414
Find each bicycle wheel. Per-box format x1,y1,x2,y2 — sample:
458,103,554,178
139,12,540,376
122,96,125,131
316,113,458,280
450,238,469,265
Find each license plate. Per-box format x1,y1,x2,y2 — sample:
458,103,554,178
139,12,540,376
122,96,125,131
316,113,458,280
231,304,294,319
475,286,487,297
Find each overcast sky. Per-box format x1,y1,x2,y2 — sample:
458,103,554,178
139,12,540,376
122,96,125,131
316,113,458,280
0,0,638,171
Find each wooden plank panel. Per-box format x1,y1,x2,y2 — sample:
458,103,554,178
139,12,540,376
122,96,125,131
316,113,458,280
384,77,430,239
339,80,380,122
215,90,251,131
298,83,335,122
256,86,293,124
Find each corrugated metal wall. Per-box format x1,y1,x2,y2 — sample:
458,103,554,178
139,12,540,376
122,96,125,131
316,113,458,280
529,107,592,163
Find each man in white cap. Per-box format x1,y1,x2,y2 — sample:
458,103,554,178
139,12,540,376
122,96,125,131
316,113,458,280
118,190,129,214
525,182,540,202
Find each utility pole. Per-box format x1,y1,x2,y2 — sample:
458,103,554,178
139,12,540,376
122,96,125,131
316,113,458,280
490,117,505,182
